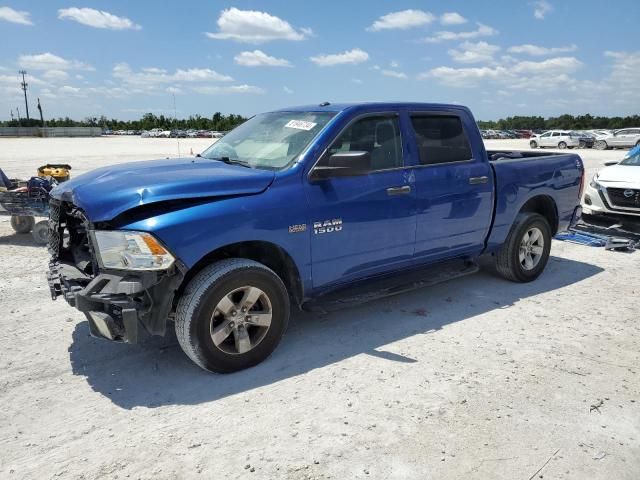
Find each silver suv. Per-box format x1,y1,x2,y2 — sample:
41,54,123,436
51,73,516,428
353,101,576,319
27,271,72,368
594,128,640,150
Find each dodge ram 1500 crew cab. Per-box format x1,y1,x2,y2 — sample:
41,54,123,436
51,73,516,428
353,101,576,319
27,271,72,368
47,103,584,373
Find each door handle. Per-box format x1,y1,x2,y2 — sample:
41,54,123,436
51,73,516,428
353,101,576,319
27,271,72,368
386,185,412,196
468,176,489,185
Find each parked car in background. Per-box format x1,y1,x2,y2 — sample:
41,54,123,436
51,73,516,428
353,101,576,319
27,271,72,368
583,145,640,217
47,102,584,373
515,130,533,139
571,131,595,149
594,128,640,150
530,130,580,149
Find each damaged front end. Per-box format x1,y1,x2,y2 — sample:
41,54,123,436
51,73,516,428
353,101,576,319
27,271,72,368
47,199,184,343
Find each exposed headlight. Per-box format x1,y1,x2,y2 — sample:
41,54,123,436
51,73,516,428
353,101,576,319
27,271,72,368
91,230,175,271
589,174,600,189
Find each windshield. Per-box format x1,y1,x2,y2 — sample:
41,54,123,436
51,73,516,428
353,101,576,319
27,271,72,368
200,111,336,170
620,146,640,166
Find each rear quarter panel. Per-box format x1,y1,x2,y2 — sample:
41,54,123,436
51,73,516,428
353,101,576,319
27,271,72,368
486,153,583,252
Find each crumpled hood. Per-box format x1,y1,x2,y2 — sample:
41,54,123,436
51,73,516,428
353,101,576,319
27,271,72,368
596,164,640,188
50,157,275,221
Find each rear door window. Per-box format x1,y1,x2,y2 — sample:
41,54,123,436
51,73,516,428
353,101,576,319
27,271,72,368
409,115,472,165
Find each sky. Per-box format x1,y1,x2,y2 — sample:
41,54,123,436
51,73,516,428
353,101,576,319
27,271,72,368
1,0,639,121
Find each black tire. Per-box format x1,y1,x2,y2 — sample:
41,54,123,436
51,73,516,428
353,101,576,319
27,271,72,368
10,215,35,234
494,213,552,283
32,220,49,245
579,141,586,149
558,141,567,149
175,258,290,373
529,141,538,149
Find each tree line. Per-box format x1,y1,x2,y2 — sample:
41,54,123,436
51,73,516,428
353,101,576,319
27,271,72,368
1,112,248,131
477,114,640,131
3,112,639,132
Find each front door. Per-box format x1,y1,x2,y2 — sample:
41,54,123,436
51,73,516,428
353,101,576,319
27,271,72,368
305,113,417,289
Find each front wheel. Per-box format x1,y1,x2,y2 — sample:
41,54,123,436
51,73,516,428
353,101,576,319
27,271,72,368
529,140,538,149
32,220,49,245
175,259,290,373
494,213,552,283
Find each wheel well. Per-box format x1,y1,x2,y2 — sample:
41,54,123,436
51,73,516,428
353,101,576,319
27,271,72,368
519,196,559,234
178,241,304,307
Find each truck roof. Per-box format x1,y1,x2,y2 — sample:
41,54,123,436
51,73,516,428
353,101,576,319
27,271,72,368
271,102,471,114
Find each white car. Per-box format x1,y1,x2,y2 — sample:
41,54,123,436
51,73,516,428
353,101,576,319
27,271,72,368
530,130,580,149
593,128,640,150
583,147,640,217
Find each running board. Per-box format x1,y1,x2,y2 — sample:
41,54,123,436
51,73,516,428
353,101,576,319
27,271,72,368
303,259,480,313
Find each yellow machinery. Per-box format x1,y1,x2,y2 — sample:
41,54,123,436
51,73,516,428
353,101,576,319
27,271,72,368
37,164,72,182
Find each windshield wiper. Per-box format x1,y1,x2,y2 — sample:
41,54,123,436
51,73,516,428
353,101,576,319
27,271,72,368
207,156,252,168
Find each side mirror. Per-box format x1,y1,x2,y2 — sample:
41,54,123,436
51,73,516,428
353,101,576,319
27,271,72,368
310,151,371,181
604,160,619,166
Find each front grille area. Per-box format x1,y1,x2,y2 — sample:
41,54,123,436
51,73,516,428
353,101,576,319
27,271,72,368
48,199,97,277
607,187,640,209
48,199,62,258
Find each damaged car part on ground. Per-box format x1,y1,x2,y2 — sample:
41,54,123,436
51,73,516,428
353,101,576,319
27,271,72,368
47,102,584,373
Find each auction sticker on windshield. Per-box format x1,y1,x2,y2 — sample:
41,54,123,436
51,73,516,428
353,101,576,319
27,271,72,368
285,120,317,131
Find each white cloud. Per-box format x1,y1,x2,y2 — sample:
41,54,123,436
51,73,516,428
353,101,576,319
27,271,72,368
419,65,508,87
234,50,292,67
390,61,399,68
418,56,583,90
352,78,363,84
166,86,183,95
42,69,69,81
205,8,309,43
511,56,582,75
449,42,501,64
193,85,265,95
381,69,407,79
310,48,369,67
440,12,467,25
368,9,435,31
421,23,498,43
112,63,233,88
508,44,577,56
0,6,33,25
58,8,141,30
18,53,93,71
283,86,294,94
532,0,552,19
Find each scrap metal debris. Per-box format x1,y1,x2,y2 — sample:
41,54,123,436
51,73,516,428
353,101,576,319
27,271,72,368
590,399,604,414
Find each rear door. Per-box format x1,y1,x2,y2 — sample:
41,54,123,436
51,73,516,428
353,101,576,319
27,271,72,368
408,112,494,262
305,113,417,289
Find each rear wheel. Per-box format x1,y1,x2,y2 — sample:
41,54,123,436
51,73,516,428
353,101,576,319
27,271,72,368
32,220,49,245
529,140,538,149
579,140,586,149
558,141,567,149
10,215,35,234
494,213,552,283
175,258,290,373
594,140,608,150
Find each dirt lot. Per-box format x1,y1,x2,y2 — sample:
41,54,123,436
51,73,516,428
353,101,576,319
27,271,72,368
0,137,638,479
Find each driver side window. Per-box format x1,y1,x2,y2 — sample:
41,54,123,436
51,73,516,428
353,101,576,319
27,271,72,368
324,115,403,171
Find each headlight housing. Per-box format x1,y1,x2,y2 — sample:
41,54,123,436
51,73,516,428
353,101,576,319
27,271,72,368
589,174,600,189
91,230,175,271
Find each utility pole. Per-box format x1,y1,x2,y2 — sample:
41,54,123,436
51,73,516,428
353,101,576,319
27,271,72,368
10,109,14,122
37,98,44,126
16,106,21,123
19,70,30,121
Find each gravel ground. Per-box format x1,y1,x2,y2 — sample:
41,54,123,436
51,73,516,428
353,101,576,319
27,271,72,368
0,137,638,479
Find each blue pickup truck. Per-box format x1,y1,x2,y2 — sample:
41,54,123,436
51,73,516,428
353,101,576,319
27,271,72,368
47,102,584,373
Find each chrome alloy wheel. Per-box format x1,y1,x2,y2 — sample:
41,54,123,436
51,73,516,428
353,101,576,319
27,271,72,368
209,286,273,355
519,227,545,271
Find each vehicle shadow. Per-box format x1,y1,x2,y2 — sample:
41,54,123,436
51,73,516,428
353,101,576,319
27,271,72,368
68,256,603,409
0,232,44,248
